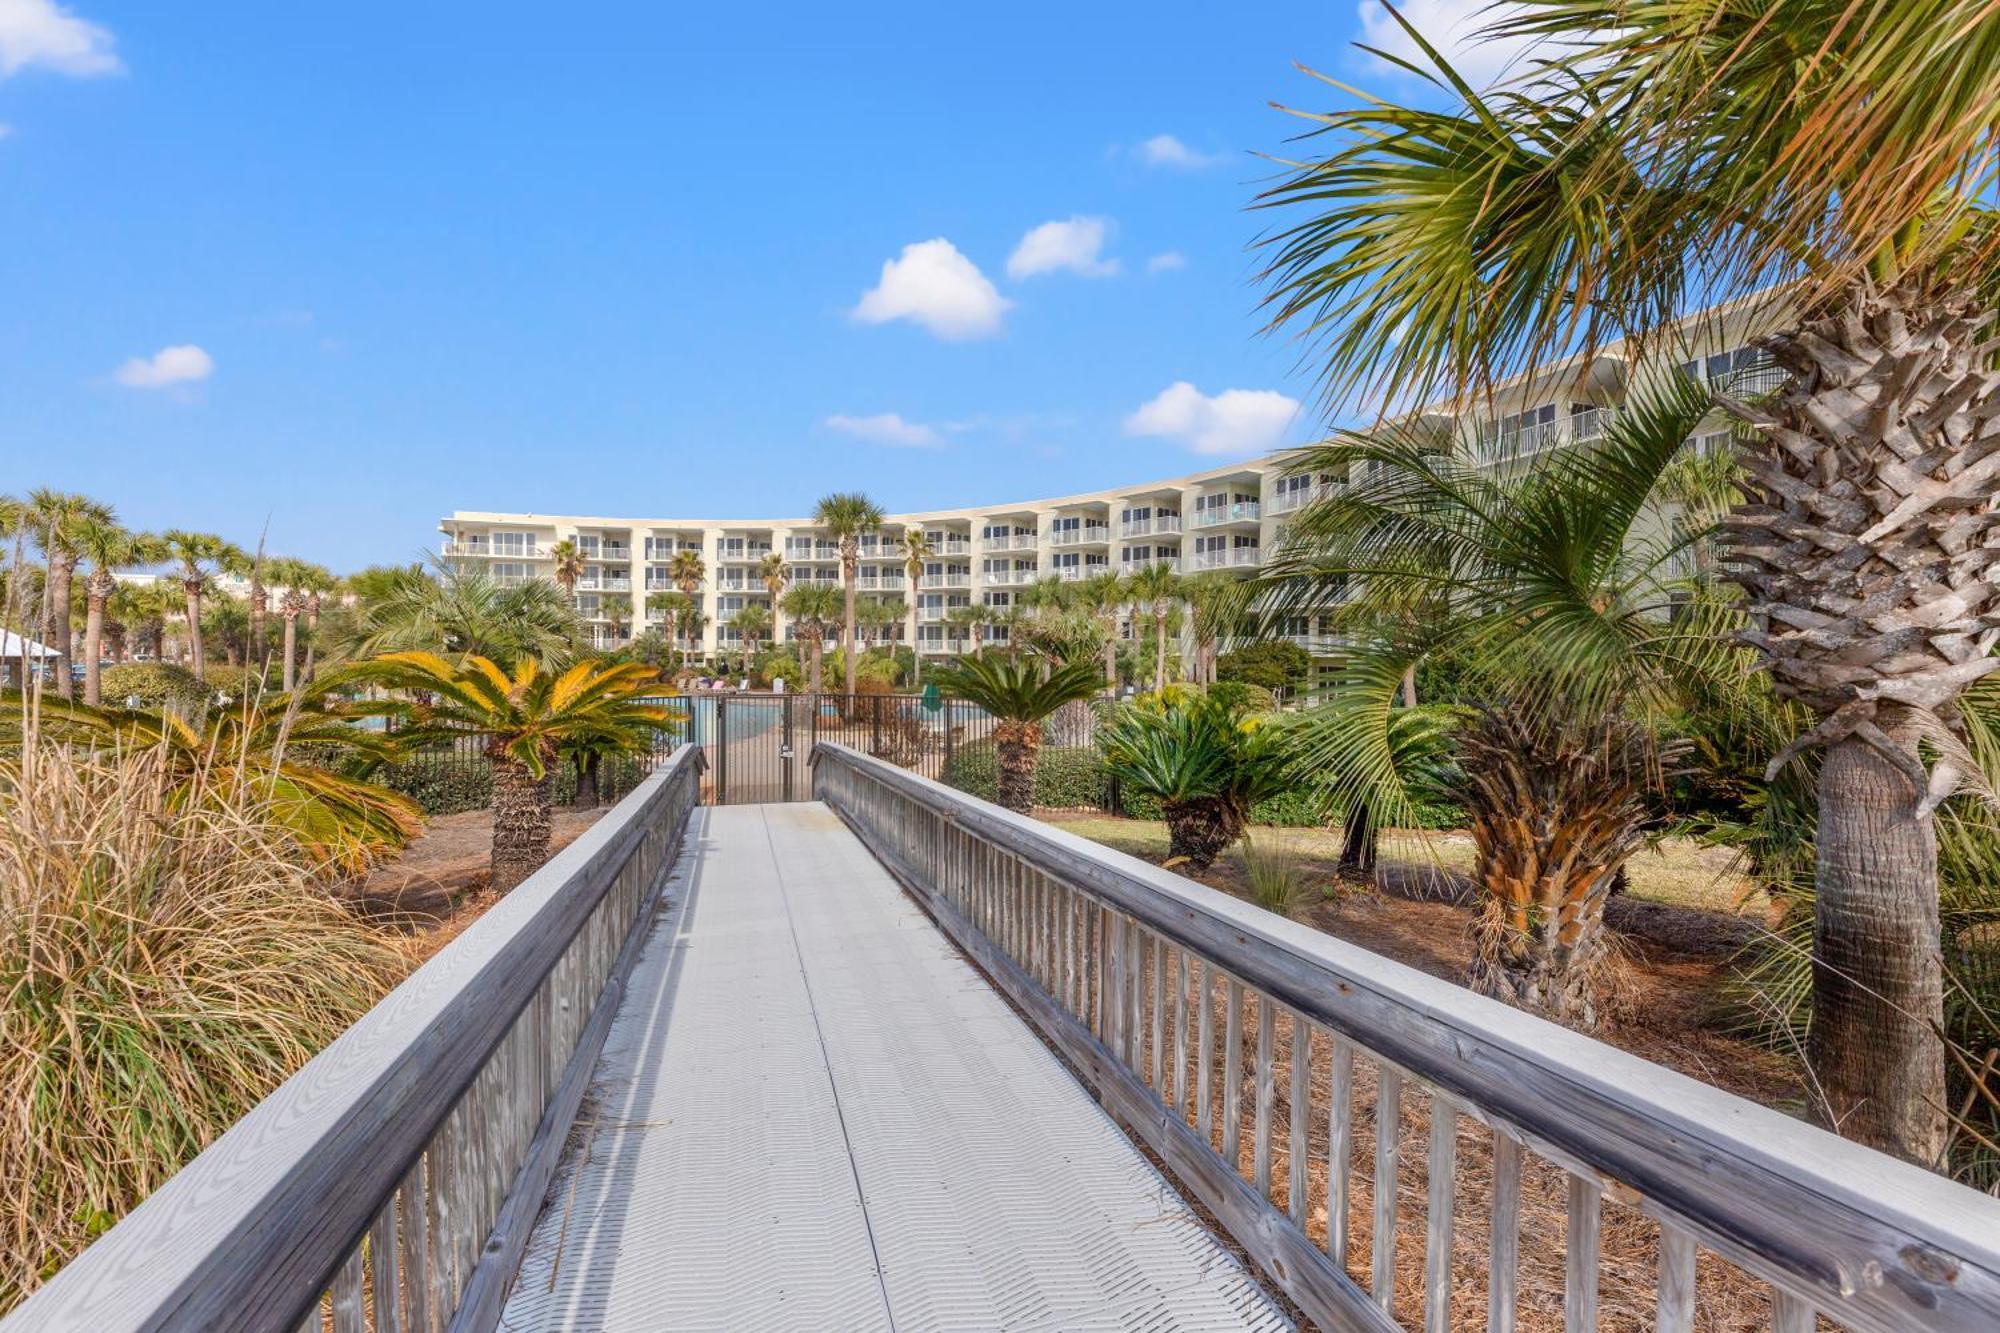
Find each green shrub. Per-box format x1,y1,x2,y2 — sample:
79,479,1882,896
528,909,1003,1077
204,664,275,701
1216,640,1312,693
377,754,492,815
1207,680,1276,714
100,662,207,712
943,741,1111,809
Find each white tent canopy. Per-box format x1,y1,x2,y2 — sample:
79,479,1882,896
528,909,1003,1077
0,630,59,660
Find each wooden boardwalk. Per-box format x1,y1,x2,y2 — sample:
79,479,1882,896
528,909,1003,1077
498,803,1291,1333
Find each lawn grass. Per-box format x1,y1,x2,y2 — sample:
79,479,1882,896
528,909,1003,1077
1040,814,1766,917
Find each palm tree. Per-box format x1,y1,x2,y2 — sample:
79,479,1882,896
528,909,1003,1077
265,557,313,691
668,549,706,658
898,528,933,684
731,602,772,673
296,563,340,680
72,517,164,705
1125,561,1181,694
946,603,991,652
1180,574,1240,686
1077,571,1128,689
780,582,841,694
549,538,584,603
160,530,245,682
1254,2,2000,1160
359,652,677,890
1259,384,1722,1027
651,590,694,662
929,652,1103,813
21,490,111,698
600,591,632,646
813,493,885,696
1100,691,1292,870
355,559,582,666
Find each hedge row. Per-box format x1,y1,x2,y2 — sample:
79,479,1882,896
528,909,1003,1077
939,741,1348,827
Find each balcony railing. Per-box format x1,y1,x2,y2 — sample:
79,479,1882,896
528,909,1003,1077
1189,548,1261,571
856,574,908,591
918,572,971,590
1055,565,1111,582
924,537,972,556
1118,516,1182,538
445,540,542,560
1194,502,1261,527
575,577,633,593
1050,526,1112,547
1476,408,1621,464
1270,483,1343,514
717,545,774,563
981,568,1037,586
583,544,630,562
980,533,1038,551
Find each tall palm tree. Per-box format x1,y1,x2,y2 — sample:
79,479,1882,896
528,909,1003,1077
21,490,111,698
652,590,694,662
1125,561,1181,694
71,517,164,705
899,528,933,685
813,493,885,696
731,601,771,673
668,549,706,658
296,563,340,680
1259,385,1720,1027
160,530,244,683
1180,573,1240,686
780,581,841,694
549,538,584,603
358,653,677,891
600,591,632,646
929,652,1104,812
1254,0,2000,1160
1077,570,1128,689
946,602,991,652
266,557,313,691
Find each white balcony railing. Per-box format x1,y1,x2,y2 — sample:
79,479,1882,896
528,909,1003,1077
918,572,971,590
1269,483,1342,514
855,574,908,592
716,545,774,563
1050,526,1111,547
1118,516,1182,538
1189,547,1261,571
981,568,1037,586
980,533,1037,551
1194,502,1261,527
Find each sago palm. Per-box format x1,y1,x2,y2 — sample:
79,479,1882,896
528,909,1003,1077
1256,0,2000,1157
1260,383,1721,1025
814,492,885,695
355,559,582,667
929,652,1103,813
358,652,676,890
1099,690,1291,870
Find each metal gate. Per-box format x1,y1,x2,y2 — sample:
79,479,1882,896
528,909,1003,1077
677,692,1024,806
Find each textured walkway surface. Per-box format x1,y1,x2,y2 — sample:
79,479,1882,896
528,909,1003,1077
500,802,1291,1333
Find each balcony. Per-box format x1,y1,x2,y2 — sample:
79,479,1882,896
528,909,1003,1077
918,572,971,591
856,574,908,592
1055,565,1110,583
1270,483,1342,514
918,634,971,654
981,568,1037,586
926,536,973,556
583,544,630,562
784,542,840,562
717,545,774,563
1050,525,1111,547
981,533,1037,551
1118,516,1181,538
1189,547,1261,571
445,539,542,560
575,575,633,593
1193,502,1261,528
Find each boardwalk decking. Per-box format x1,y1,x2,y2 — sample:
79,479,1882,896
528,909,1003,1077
498,803,1291,1333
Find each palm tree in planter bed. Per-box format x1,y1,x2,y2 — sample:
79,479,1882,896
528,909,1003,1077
360,652,677,891
780,581,842,694
929,652,1102,814
1256,0,2000,1159
1099,690,1290,872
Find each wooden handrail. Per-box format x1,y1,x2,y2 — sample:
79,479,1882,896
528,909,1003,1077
813,741,2000,1333
5,744,705,1333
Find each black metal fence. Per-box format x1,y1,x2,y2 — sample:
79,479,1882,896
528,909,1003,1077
375,692,1109,813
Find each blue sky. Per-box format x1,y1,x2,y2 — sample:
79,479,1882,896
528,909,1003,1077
0,1,1499,571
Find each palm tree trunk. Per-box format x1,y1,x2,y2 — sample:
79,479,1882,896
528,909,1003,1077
50,557,74,699
1153,610,1167,694
1101,631,1117,689
282,614,299,692
809,635,824,695
842,558,858,695
1401,666,1418,708
1338,797,1376,875
489,755,553,893
1809,734,1947,1163
909,607,921,685
184,585,206,681
1163,796,1239,871
82,580,108,706
993,720,1042,813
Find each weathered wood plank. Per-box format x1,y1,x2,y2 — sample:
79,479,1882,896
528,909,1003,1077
1329,1036,1354,1268
1223,978,1245,1171
1426,1097,1456,1333
1197,959,1215,1144
1254,994,1276,1196
1772,1289,1814,1333
1656,1221,1696,1333
1489,1131,1522,1333
1288,1019,1310,1228
1567,1175,1600,1333
369,1195,399,1333
1374,1064,1403,1313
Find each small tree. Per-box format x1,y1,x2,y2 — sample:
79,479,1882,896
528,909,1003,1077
781,582,841,694
1217,640,1311,696
929,652,1103,813
731,602,772,673
72,517,164,706
1100,691,1291,870
814,492,885,696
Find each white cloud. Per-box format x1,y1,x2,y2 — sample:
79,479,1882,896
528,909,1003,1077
1137,134,1224,169
1146,251,1187,274
851,238,1010,341
1007,216,1119,280
824,412,940,448
113,344,214,389
1357,0,1542,88
0,0,121,79
1124,381,1301,457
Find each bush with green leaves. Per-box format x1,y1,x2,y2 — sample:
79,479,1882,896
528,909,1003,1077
100,662,207,712
943,741,1111,809
1216,640,1311,694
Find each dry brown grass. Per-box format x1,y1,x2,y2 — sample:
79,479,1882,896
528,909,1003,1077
0,728,411,1312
